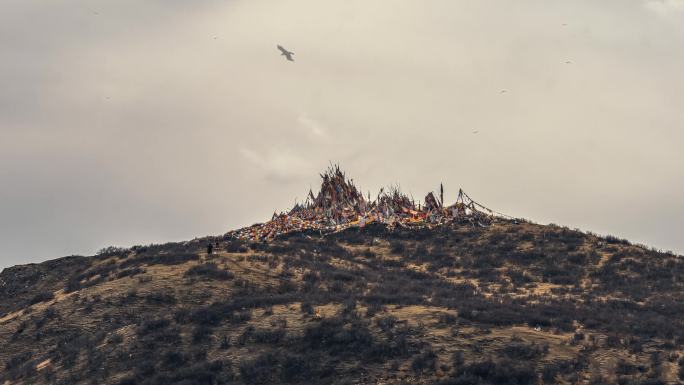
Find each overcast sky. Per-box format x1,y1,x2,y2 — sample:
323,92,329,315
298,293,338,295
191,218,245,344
1,0,683,269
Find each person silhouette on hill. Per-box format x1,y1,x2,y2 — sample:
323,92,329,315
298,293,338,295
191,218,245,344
207,243,213,255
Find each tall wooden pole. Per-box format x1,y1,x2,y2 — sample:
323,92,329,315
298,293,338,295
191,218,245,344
440,183,444,208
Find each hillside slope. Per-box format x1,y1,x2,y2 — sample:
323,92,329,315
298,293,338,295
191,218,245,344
1,221,683,385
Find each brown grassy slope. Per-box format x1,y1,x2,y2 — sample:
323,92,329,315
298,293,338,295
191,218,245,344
0,221,683,385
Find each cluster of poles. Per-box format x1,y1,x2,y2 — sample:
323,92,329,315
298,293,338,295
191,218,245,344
227,166,515,242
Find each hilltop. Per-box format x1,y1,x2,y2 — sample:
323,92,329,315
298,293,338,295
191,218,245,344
1,170,683,385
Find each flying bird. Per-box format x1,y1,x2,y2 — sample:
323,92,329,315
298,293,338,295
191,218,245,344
277,45,295,61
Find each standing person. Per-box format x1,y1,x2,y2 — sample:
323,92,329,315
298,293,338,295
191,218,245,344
207,242,213,255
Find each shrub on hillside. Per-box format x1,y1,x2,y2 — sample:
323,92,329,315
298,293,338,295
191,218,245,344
501,341,547,360
462,359,536,385
184,263,234,280
116,267,145,279
119,252,200,268
97,246,129,257
144,291,177,305
28,291,54,305
138,317,171,335
240,350,318,384
411,349,438,374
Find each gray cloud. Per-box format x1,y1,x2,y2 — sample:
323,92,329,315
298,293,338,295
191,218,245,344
2,0,683,268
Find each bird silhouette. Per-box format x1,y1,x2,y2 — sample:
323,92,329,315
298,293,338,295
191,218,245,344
277,45,295,61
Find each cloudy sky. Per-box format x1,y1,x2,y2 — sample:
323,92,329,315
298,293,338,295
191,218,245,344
1,0,683,268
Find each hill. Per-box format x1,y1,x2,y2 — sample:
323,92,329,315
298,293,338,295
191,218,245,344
1,171,683,385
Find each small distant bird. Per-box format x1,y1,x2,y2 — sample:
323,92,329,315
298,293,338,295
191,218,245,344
565,61,572,64
500,89,507,94
472,130,479,134
277,45,295,61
